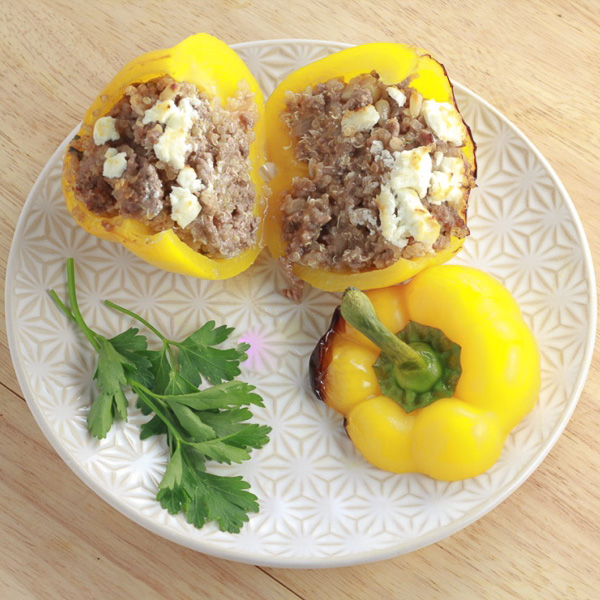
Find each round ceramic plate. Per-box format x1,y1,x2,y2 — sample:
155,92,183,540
5,40,596,568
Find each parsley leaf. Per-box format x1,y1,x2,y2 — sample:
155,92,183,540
156,445,188,514
187,471,259,533
88,337,131,438
109,328,154,389
167,381,265,411
177,321,250,385
165,370,200,396
139,413,168,440
147,346,172,395
196,407,255,437
49,258,271,534
169,401,216,442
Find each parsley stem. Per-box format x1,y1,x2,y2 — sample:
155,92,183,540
104,299,177,365
63,258,101,352
129,381,166,404
47,289,76,323
132,383,182,442
104,300,167,343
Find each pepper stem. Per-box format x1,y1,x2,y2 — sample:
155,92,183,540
340,287,446,397
341,288,425,370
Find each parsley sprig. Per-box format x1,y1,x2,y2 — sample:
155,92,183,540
49,258,271,533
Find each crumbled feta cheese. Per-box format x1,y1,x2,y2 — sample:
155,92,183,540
341,105,380,136
169,186,201,228
377,186,440,249
142,100,175,125
176,166,204,193
371,141,396,168
93,116,120,145
102,147,127,178
439,156,467,175
421,100,466,146
388,146,433,199
387,87,407,107
374,144,441,248
153,128,190,171
429,156,466,205
165,98,196,131
143,98,198,170
370,140,384,155
379,149,396,169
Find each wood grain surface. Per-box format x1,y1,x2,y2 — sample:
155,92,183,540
1,1,599,598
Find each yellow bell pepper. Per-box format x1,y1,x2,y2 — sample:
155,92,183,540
62,33,266,280
310,265,541,480
264,43,477,292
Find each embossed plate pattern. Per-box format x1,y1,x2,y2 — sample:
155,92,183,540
5,40,596,568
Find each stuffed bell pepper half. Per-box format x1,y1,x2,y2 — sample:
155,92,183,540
63,33,266,279
265,43,477,298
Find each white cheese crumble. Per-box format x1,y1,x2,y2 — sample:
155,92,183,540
93,116,120,145
387,87,407,107
371,130,468,208
153,128,190,171
370,141,398,169
429,156,466,205
176,166,204,193
341,105,380,136
142,100,174,125
367,98,471,250
421,100,466,146
387,146,433,199
374,147,441,248
165,98,197,131
169,187,201,228
377,187,440,249
143,98,198,170
370,140,384,155
102,147,127,178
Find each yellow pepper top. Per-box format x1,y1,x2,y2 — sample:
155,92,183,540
311,265,540,481
62,33,266,280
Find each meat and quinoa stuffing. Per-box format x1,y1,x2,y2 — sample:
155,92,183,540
69,75,259,259
280,71,476,272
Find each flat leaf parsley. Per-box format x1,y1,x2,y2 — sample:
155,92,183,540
49,259,271,533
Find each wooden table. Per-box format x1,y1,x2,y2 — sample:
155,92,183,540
2,1,599,598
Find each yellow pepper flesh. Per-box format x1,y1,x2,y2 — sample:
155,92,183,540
312,265,541,481
63,34,266,280
264,43,476,292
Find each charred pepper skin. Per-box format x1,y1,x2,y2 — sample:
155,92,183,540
310,265,541,481
264,43,477,292
62,34,266,280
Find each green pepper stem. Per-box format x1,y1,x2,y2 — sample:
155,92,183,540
340,288,425,370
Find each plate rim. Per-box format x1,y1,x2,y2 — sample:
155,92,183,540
4,38,597,569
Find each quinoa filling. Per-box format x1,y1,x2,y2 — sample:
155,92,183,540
69,75,259,259
280,71,476,272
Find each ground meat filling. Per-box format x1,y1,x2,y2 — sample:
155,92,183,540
280,71,475,272
69,75,259,259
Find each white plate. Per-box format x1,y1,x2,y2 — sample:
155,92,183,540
5,40,597,568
